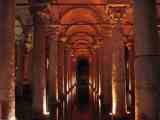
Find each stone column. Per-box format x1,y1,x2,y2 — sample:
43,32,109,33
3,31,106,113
92,52,97,104
48,30,59,120
96,49,100,96
126,43,135,119
64,47,68,120
98,46,103,120
15,34,25,96
68,52,75,120
97,47,103,96
67,49,72,120
71,56,76,101
96,47,103,119
112,26,126,117
101,37,113,116
134,1,160,120
57,40,65,120
58,41,65,100
0,1,16,120
32,13,46,117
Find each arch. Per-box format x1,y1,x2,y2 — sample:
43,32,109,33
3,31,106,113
67,32,96,45
65,24,97,36
61,21,102,37
60,7,101,25
72,39,93,48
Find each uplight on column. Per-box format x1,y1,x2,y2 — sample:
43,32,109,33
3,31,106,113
43,88,50,115
112,63,117,115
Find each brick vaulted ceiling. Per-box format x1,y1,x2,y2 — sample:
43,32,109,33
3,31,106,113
41,0,111,56
46,0,132,56
16,0,160,57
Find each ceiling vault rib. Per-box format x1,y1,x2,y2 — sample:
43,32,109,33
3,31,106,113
50,3,107,6
16,3,107,7
47,23,112,26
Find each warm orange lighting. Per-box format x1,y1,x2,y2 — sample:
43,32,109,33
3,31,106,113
112,63,117,115
99,72,101,96
126,111,130,114
56,79,59,101
67,81,69,103
112,90,117,115
98,99,101,112
89,75,92,85
9,116,16,120
43,88,50,115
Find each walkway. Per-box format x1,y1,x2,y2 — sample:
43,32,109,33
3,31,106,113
72,104,93,120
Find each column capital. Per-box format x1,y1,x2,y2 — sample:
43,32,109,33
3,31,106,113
126,42,134,51
59,36,67,43
46,25,61,41
105,3,130,25
32,3,58,26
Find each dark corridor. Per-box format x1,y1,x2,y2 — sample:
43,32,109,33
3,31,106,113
76,58,90,107
71,58,93,120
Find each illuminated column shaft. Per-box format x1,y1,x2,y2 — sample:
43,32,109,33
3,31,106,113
90,54,94,94
95,48,102,119
92,52,97,103
68,54,72,92
97,47,102,120
134,0,160,120
69,55,75,119
97,47,103,95
48,34,58,120
63,47,70,120
71,56,76,98
67,52,72,120
114,42,126,116
0,1,16,119
102,38,113,115
32,14,46,116
127,44,135,118
93,52,97,91
112,26,126,116
70,56,75,99
96,50,100,95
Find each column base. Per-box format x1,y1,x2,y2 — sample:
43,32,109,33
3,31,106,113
112,114,130,120
32,112,49,120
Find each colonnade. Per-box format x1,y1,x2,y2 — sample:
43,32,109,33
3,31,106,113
0,1,160,120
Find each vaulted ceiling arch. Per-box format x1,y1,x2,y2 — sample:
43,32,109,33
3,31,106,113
66,32,96,45
72,39,93,49
57,0,106,19
60,7,101,25
59,21,102,37
57,0,106,4
65,25,97,37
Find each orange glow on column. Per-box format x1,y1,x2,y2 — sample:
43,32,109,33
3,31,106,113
112,63,117,115
67,79,69,103
98,71,101,96
56,78,59,101
43,88,50,115
112,89,117,115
